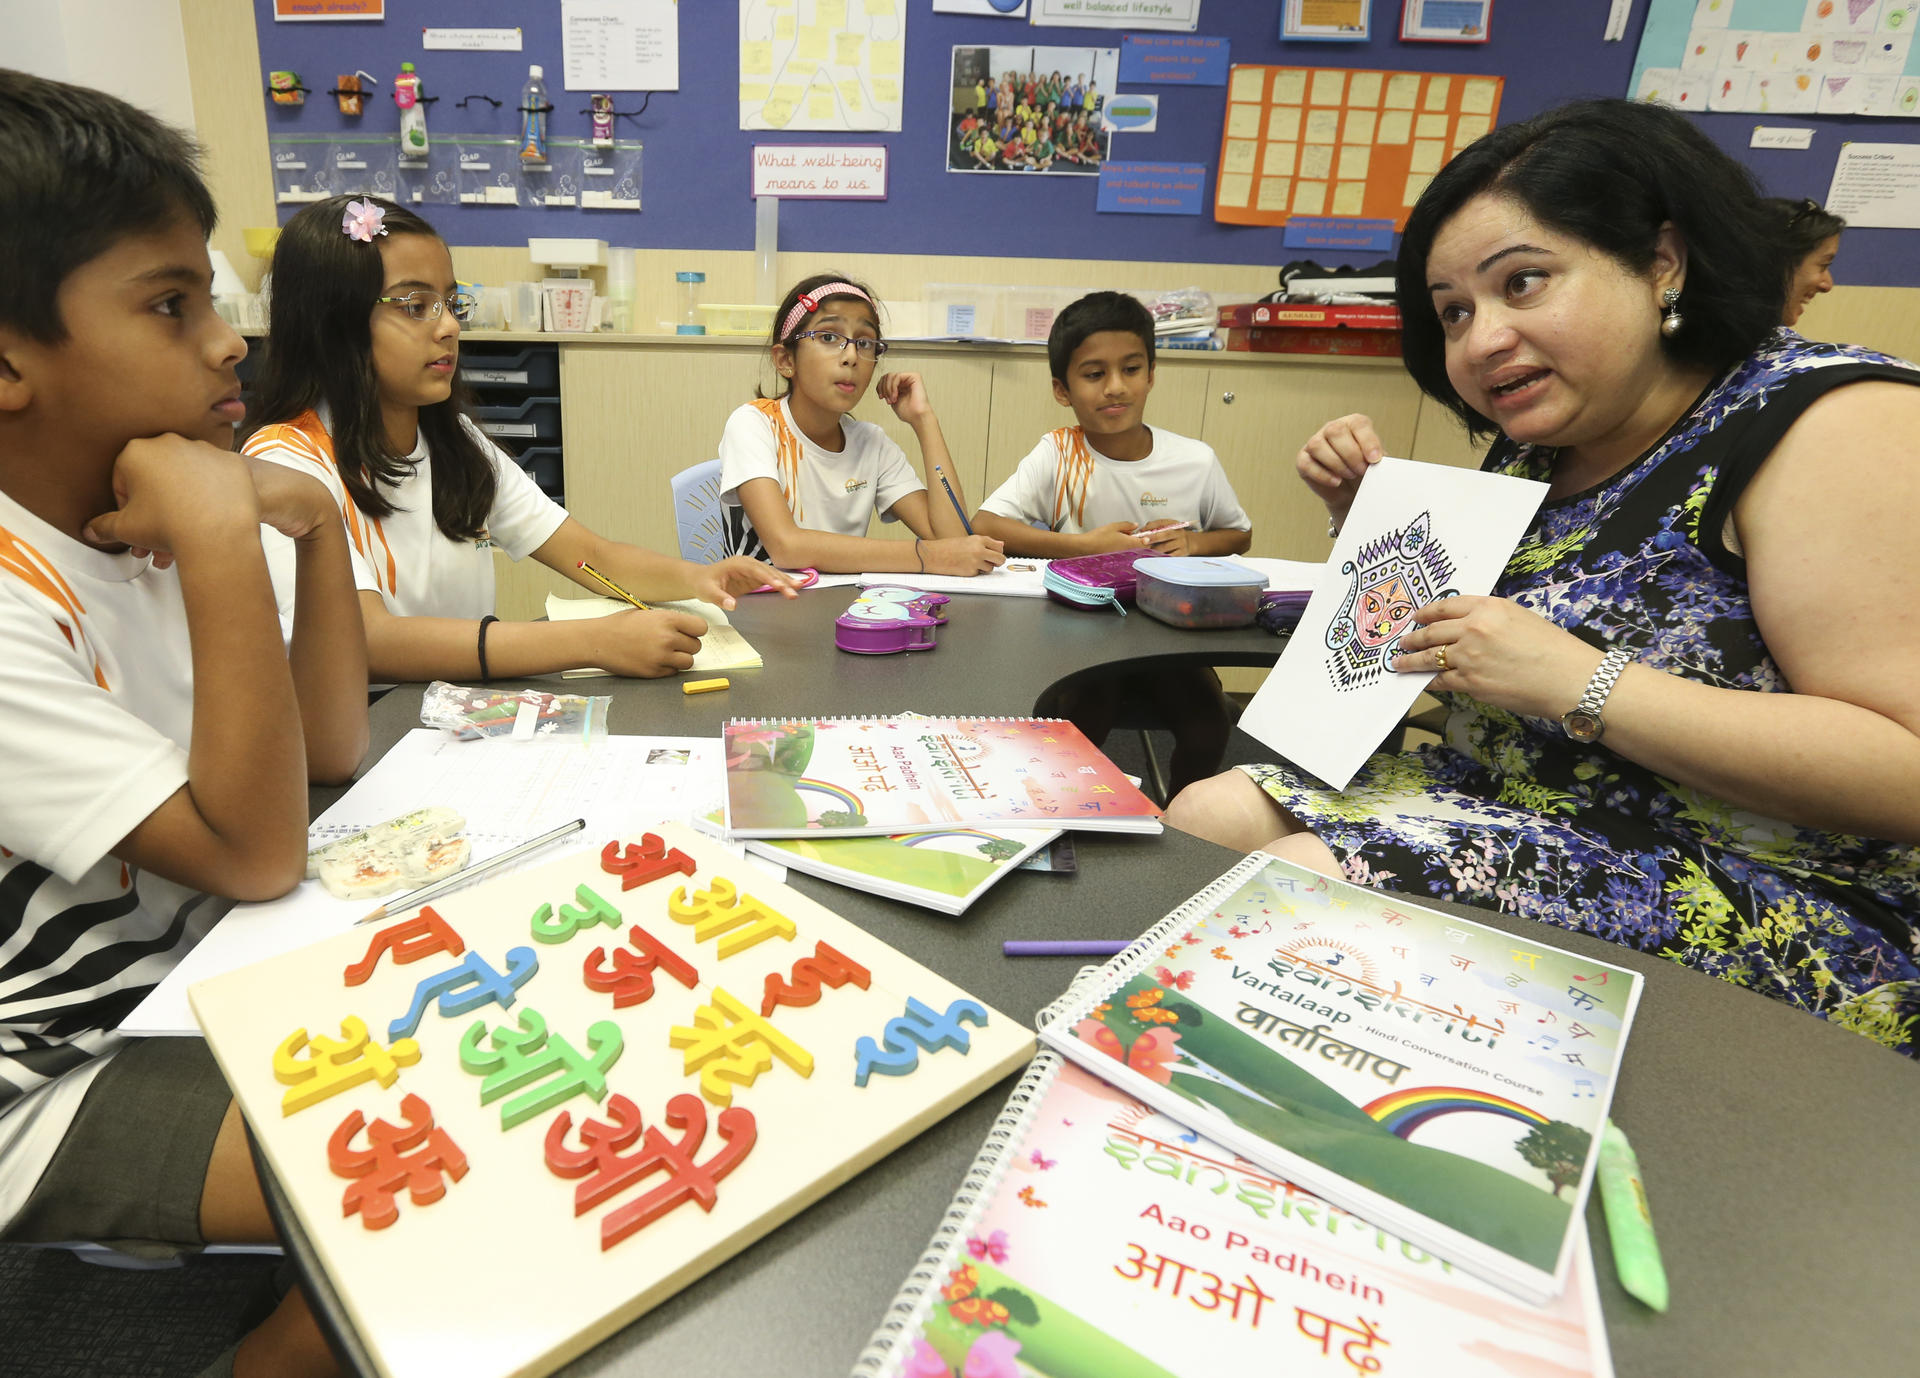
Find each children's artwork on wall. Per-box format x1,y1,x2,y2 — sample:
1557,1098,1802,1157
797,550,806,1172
1631,0,1920,117
1213,63,1503,228
738,0,906,132
947,45,1117,176
1236,458,1547,790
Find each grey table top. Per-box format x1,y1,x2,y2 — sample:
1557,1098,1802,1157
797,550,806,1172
279,587,1917,1378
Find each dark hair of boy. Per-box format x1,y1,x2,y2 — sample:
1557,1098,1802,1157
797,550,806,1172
757,269,881,400
1048,290,1155,383
1762,195,1847,261
0,67,217,342
246,195,497,540
1396,98,1790,437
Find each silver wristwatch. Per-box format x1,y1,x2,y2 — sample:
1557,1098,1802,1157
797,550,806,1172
1561,647,1633,743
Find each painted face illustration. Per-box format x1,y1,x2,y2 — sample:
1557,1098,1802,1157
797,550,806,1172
1356,573,1417,648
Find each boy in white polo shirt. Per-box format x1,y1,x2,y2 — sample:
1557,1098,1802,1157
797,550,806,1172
0,71,365,1376
974,291,1254,796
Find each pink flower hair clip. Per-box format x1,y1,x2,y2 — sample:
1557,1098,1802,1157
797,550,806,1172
342,199,388,243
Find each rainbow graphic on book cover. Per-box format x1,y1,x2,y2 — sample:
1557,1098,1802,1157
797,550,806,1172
1037,853,1643,1307
721,717,1163,839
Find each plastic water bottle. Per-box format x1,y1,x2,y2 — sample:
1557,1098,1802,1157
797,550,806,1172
395,62,428,158
520,65,549,167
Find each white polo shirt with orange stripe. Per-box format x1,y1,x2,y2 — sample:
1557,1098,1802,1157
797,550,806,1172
0,487,214,1230
979,424,1251,536
716,397,923,562
245,408,568,623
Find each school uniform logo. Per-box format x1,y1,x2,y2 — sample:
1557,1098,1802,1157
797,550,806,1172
844,478,869,495
1138,491,1170,507
475,528,496,551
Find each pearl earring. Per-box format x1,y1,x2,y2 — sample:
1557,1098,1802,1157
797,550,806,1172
1659,287,1683,339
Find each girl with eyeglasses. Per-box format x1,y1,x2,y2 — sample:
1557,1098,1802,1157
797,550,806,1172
718,272,1005,574
245,196,794,682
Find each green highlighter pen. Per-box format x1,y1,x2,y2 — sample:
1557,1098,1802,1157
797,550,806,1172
1597,1119,1670,1312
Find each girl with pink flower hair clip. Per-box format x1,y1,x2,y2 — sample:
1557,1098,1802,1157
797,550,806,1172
244,196,799,682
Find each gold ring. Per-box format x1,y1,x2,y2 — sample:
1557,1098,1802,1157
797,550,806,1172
1435,645,1449,672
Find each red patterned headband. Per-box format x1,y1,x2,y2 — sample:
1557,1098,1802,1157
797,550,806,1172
780,282,873,340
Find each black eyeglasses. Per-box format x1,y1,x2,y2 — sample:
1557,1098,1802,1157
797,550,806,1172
375,290,478,325
794,329,889,358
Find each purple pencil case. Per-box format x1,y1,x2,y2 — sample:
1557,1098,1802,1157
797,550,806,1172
1042,547,1168,615
835,585,951,655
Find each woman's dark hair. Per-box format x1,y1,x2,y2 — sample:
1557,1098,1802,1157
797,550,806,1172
0,68,216,343
1396,98,1789,436
757,271,882,400
245,195,495,540
1762,196,1847,262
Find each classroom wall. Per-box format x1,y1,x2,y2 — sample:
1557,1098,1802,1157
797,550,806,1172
2,0,195,131
233,0,1920,286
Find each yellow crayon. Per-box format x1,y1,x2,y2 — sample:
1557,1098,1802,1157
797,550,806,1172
683,677,731,695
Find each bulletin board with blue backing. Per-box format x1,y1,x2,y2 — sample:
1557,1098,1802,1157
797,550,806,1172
249,0,1920,283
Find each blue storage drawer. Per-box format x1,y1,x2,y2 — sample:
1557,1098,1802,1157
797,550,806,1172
514,446,564,501
460,345,559,392
472,396,562,442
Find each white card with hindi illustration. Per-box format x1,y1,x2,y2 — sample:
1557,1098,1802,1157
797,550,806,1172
1239,457,1547,789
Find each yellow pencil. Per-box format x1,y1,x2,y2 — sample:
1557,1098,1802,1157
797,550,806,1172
576,560,651,610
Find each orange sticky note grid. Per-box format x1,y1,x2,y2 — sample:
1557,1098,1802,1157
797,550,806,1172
1213,65,1503,230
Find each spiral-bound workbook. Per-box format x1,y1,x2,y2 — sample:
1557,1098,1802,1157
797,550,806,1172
720,717,1163,839
1034,852,1642,1307
854,1051,1615,1378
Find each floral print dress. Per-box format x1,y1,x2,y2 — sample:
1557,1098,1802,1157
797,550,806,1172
1245,333,1920,1056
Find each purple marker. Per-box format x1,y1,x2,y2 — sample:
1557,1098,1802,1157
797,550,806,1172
1003,939,1131,958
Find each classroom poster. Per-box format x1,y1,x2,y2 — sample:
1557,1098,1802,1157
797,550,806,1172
1236,458,1545,791
1212,63,1503,228
948,45,1117,176
1028,0,1202,31
935,0,1029,14
1630,0,1920,117
1400,0,1492,43
738,0,906,132
1281,0,1373,41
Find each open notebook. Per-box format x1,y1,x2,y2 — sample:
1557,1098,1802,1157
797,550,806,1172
546,593,763,676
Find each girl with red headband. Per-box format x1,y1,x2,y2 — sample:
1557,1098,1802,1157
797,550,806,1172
718,272,1005,575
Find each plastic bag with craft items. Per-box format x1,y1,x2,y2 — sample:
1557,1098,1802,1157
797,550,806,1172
420,681,610,744
321,137,399,201
269,134,333,205
578,139,643,211
1137,286,1216,335
453,135,522,207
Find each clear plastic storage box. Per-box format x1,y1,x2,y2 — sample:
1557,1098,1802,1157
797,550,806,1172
1136,557,1270,630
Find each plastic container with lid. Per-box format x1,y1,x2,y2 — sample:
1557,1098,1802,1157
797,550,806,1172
676,270,706,335
1136,557,1270,630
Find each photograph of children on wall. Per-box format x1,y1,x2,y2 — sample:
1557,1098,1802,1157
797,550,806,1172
947,45,1117,177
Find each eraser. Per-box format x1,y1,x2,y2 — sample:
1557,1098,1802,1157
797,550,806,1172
684,678,730,695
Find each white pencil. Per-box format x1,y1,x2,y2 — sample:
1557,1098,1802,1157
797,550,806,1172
355,817,588,925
